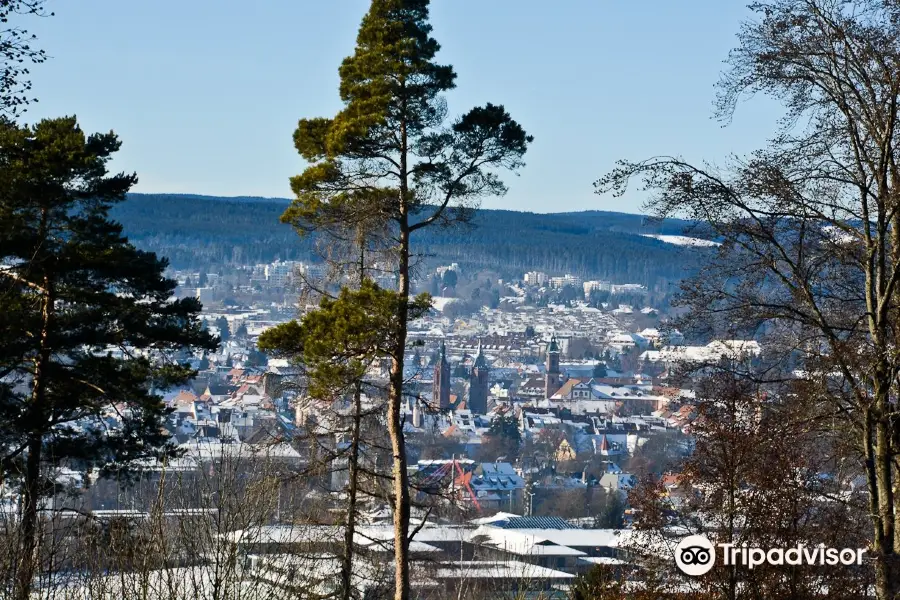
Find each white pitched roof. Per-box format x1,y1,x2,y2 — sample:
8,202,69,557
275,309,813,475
470,526,586,557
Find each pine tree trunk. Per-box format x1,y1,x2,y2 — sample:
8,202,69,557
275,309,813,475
389,111,412,597
389,218,411,600
14,436,41,600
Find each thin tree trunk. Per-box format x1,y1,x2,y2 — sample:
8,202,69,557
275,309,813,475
340,381,364,600
888,212,900,591
864,391,899,600
727,437,737,600
338,224,370,600
15,272,52,600
874,401,898,600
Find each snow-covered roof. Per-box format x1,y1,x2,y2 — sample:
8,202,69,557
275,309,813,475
470,526,586,557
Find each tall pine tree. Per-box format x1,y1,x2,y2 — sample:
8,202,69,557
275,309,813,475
0,117,217,600
283,3,531,596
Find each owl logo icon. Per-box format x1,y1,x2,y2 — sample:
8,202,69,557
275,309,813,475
675,535,716,576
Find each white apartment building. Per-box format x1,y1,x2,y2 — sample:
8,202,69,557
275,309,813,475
264,261,298,286
549,274,582,289
524,271,548,286
264,261,325,286
610,283,647,295
196,287,215,303
583,280,612,295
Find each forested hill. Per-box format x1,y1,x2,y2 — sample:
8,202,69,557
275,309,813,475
111,193,712,286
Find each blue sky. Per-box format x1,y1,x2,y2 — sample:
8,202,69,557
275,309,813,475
23,1,783,214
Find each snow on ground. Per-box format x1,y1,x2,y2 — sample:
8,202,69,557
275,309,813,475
641,234,720,247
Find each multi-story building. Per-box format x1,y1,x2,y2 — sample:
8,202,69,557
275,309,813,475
583,280,612,296
264,261,298,286
196,287,215,303
524,271,548,286
304,263,325,281
549,274,582,289
610,283,647,295
261,261,325,287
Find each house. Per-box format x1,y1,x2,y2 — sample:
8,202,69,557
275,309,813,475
516,375,546,399
448,409,478,435
549,383,669,416
520,410,562,434
638,328,662,346
607,332,643,354
550,379,593,401
594,434,625,457
170,389,198,407
459,462,525,511
200,382,232,403
554,439,577,463
598,472,637,496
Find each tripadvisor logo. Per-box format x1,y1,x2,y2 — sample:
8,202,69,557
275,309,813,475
674,535,867,577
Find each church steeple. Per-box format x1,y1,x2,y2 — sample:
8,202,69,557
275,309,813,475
548,335,560,354
545,335,562,399
473,339,487,368
433,340,451,409
469,339,489,414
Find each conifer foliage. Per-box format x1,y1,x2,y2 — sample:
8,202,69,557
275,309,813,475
0,116,217,600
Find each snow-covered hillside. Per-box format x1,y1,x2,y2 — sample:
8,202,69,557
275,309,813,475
641,234,720,247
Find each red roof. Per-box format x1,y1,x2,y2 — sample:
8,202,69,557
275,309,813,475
173,390,198,405
599,434,610,452
661,472,682,488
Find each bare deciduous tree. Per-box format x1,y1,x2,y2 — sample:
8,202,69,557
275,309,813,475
597,1,900,596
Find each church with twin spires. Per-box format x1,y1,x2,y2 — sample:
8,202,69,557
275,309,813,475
432,336,563,412
432,340,490,414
